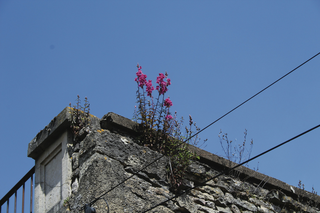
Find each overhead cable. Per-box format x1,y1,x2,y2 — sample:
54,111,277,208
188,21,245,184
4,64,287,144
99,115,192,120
184,51,320,143
142,123,320,212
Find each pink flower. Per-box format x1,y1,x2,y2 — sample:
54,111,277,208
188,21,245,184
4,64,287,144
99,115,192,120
164,97,173,108
165,114,173,121
156,73,165,84
139,74,147,88
156,73,170,95
136,67,142,78
135,66,147,88
167,78,171,86
146,80,154,97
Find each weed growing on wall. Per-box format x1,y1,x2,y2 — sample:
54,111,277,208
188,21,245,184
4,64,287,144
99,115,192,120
298,180,305,191
133,64,204,190
312,187,318,195
298,180,318,195
219,129,254,175
69,95,91,142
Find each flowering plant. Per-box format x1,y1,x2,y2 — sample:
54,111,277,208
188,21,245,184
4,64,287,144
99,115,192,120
133,64,204,190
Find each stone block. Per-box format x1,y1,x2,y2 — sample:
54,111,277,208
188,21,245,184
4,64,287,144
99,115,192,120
100,112,140,134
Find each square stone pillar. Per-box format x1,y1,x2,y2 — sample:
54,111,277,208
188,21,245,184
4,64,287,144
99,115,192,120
28,107,73,213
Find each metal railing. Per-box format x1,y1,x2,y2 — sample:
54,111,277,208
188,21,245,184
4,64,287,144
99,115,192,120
0,166,35,213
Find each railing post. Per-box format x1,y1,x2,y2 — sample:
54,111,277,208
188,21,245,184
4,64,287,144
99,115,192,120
6,199,8,213
30,174,33,213
22,183,25,213
14,191,17,213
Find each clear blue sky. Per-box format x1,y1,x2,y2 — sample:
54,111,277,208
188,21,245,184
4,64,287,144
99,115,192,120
1,0,320,205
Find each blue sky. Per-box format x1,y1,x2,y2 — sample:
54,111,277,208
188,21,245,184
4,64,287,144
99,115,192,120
1,0,320,208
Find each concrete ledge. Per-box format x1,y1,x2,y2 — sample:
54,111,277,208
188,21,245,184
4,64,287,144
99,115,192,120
28,107,72,160
100,112,140,135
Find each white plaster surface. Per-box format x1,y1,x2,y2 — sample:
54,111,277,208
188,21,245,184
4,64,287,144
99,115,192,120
45,150,62,210
34,130,72,213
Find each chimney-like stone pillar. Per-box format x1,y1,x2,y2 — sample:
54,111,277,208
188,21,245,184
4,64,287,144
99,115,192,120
28,107,73,213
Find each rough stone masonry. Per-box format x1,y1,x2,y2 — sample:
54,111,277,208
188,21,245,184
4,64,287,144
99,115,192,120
28,107,320,213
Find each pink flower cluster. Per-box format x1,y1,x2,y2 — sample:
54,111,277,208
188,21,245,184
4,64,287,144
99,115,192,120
164,97,173,108
135,65,147,89
135,64,172,99
135,65,155,97
146,80,154,97
165,114,173,121
135,64,173,121
156,73,171,95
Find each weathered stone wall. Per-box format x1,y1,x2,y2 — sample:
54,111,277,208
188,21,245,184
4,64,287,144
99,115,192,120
28,108,320,213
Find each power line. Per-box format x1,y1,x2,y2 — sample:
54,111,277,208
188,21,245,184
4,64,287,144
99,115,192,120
85,51,320,209
184,51,320,143
142,123,320,212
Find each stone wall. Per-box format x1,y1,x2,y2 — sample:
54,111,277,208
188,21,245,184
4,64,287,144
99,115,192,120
28,108,320,213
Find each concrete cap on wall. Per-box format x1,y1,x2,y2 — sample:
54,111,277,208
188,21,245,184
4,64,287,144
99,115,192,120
27,107,72,160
